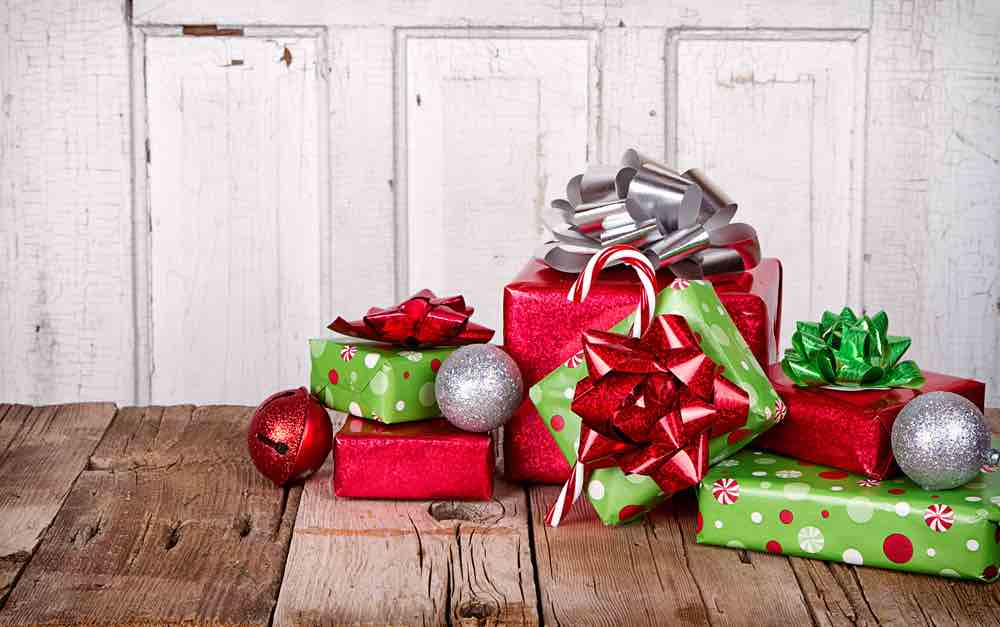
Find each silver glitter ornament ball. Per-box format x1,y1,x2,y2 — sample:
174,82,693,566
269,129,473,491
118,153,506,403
435,344,524,432
891,391,1000,490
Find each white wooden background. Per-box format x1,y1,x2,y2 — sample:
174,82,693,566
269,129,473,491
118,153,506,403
1,0,997,406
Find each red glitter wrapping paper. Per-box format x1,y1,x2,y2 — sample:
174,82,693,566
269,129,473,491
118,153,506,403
333,416,494,500
755,364,986,479
502,257,782,484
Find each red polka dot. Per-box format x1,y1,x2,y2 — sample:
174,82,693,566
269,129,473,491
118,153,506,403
403,371,411,380
983,565,999,580
430,358,442,372
779,510,794,524
727,429,752,445
888,488,905,495
696,512,703,533
328,369,339,385
931,494,940,499
883,533,913,564
618,505,645,522
551,415,565,432
818,470,849,480
766,540,782,554
821,510,830,518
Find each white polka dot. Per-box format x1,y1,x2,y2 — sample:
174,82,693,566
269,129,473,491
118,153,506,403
717,305,726,315
714,520,723,529
991,495,1000,506
776,470,802,479
395,400,406,411
348,401,363,417
626,473,649,484
752,451,763,455
966,496,983,502
528,386,542,405
364,353,380,369
940,569,961,578
310,340,327,357
967,539,980,552
754,458,776,465
927,548,936,557
895,502,910,517
563,387,574,400
846,497,874,523
369,371,389,395
783,483,811,500
842,548,864,565
711,325,731,346
741,360,750,370
831,486,844,492
418,382,435,407
588,480,605,501
718,459,740,467
752,471,767,477
701,303,709,311
726,540,745,548
750,512,763,524
760,481,772,489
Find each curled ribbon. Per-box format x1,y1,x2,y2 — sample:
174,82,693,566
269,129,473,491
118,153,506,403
545,314,751,527
536,148,761,277
781,307,924,389
328,289,495,348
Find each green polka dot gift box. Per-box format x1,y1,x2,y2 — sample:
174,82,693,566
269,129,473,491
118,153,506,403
529,279,784,526
697,440,1000,581
309,339,455,423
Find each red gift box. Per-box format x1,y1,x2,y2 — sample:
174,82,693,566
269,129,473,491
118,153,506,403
755,364,986,479
502,257,782,483
333,417,494,500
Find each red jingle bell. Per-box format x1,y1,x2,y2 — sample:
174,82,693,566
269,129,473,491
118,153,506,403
247,387,333,486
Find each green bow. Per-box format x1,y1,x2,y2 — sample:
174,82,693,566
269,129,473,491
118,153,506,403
781,307,925,389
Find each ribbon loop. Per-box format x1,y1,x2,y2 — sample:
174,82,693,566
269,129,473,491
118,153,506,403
536,149,761,276
545,313,750,527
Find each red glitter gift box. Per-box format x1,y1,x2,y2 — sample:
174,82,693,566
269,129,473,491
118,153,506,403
755,364,986,479
502,257,782,484
334,416,494,500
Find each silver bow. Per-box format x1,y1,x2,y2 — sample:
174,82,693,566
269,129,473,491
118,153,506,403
536,149,760,277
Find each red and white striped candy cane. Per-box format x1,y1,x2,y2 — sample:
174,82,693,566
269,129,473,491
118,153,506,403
546,247,659,527
566,244,658,338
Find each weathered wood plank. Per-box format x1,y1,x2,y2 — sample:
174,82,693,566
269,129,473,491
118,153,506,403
0,405,300,626
0,1,134,404
529,485,814,626
274,420,538,626
0,403,117,607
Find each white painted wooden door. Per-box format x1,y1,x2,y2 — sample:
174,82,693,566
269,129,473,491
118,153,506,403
2,1,998,406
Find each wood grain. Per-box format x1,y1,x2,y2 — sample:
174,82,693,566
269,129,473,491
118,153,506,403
0,403,117,606
529,485,814,626
0,1,133,404
274,428,538,626
143,35,324,405
0,405,301,626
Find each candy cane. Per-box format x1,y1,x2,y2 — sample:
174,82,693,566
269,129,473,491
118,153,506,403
567,245,657,338
544,460,586,527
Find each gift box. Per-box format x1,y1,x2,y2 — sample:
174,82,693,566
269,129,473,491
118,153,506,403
756,364,986,479
333,416,494,500
503,258,782,483
697,441,1000,581
530,279,784,525
309,339,455,424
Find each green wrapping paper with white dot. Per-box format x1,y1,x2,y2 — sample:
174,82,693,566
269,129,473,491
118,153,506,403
529,280,783,526
697,441,1000,581
309,339,457,423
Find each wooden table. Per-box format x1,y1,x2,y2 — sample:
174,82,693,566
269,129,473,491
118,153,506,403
1,404,999,626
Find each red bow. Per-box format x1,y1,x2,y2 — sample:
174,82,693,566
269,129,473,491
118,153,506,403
328,289,495,348
546,314,749,525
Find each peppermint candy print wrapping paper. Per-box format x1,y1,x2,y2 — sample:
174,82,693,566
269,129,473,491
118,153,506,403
309,339,456,423
697,440,1000,581
530,279,783,526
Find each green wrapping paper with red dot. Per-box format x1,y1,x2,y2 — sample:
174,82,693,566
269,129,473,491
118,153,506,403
530,279,783,526
697,442,1000,581
309,339,455,423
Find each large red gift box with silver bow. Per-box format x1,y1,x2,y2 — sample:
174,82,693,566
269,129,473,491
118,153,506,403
502,258,782,483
